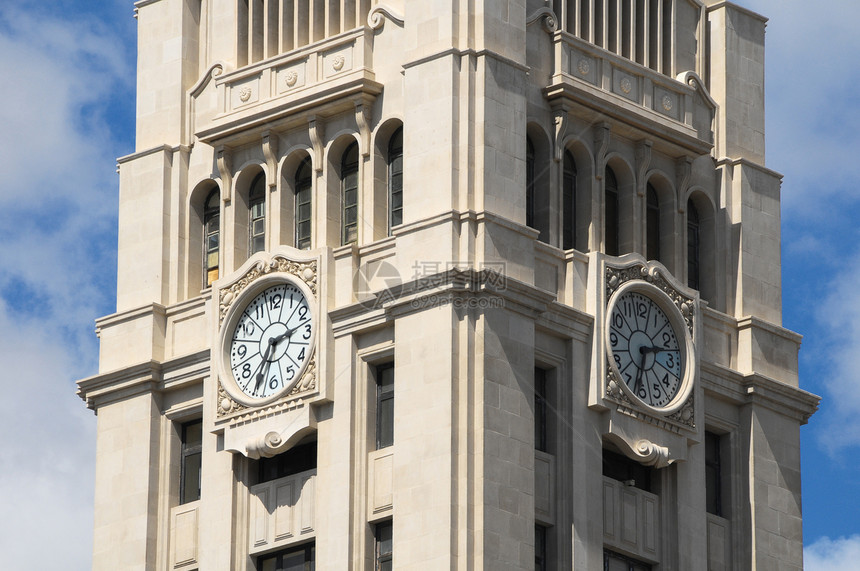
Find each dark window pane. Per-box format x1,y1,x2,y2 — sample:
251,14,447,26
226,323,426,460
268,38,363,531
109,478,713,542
341,142,359,244
535,368,548,452
180,419,203,504
705,431,723,516
646,184,660,261
375,521,393,571
563,150,577,250
605,167,619,256
687,199,700,290
526,137,535,229
388,127,403,234
603,448,652,492
376,363,394,449
256,441,317,483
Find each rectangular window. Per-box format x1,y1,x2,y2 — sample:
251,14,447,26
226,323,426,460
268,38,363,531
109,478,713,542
179,419,202,504
604,548,651,571
257,542,315,571
603,448,653,493
705,431,725,517
255,440,317,484
376,363,394,449
535,524,547,571
375,520,393,571
535,367,548,453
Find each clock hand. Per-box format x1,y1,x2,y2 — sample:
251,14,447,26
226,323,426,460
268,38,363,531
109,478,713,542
254,337,277,393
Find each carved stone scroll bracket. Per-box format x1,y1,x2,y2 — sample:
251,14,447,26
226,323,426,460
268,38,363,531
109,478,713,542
367,4,404,30
216,145,234,204
526,7,558,33
676,156,693,213
607,433,674,468
355,101,372,158
594,122,611,180
308,116,325,173
262,131,279,190
223,400,317,459
553,107,569,163
635,140,653,196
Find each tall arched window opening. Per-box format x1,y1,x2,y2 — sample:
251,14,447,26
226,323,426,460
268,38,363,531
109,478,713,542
388,127,403,233
646,183,660,261
203,188,220,288
341,141,359,245
687,199,700,290
248,173,266,254
295,158,312,250
605,167,619,256
563,150,577,250
526,137,536,230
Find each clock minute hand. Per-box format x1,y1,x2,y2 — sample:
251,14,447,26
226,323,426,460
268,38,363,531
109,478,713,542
254,337,277,392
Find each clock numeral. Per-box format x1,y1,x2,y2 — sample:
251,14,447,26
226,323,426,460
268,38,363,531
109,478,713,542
243,321,256,336
663,331,672,346
302,323,312,340
269,294,282,310
241,363,252,379
237,344,247,359
637,302,647,319
610,332,618,347
614,354,622,368
652,382,662,399
661,372,670,388
665,352,675,369
612,312,624,329
637,385,647,399
269,376,279,390
255,304,265,320
297,347,305,361
285,365,295,380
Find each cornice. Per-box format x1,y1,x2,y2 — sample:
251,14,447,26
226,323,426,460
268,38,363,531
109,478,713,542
715,157,784,181
77,349,210,411
700,361,820,424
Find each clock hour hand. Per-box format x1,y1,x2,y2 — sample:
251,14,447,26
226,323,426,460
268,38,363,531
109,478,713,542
642,345,669,354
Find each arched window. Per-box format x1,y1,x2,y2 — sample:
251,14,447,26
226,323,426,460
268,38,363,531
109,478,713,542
248,173,266,254
295,158,312,250
605,167,619,256
341,141,359,245
203,188,220,287
646,183,660,261
526,137,536,230
388,127,403,233
563,150,577,250
687,199,700,290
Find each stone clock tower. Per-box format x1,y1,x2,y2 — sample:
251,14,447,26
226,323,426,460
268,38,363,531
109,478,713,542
78,1,818,569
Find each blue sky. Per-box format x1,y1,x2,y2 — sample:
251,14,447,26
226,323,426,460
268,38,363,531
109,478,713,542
0,1,857,568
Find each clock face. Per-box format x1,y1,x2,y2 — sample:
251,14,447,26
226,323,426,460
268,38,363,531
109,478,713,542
607,287,686,409
225,280,315,402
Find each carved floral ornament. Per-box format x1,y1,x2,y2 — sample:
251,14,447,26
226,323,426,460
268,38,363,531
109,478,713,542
217,355,317,418
620,77,633,94
577,59,591,76
218,256,318,325
239,86,252,102
285,70,298,88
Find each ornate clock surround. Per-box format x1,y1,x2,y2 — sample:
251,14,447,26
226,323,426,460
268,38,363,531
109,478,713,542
590,254,701,466
214,251,320,420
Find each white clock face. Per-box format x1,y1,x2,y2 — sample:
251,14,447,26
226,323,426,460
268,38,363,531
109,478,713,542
607,288,685,408
227,281,315,401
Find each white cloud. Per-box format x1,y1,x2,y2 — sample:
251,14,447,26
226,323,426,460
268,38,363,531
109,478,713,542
0,5,133,569
805,535,860,571
0,300,96,569
815,252,860,451
744,0,860,214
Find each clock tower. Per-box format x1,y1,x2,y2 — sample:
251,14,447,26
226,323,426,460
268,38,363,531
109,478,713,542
78,1,819,569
